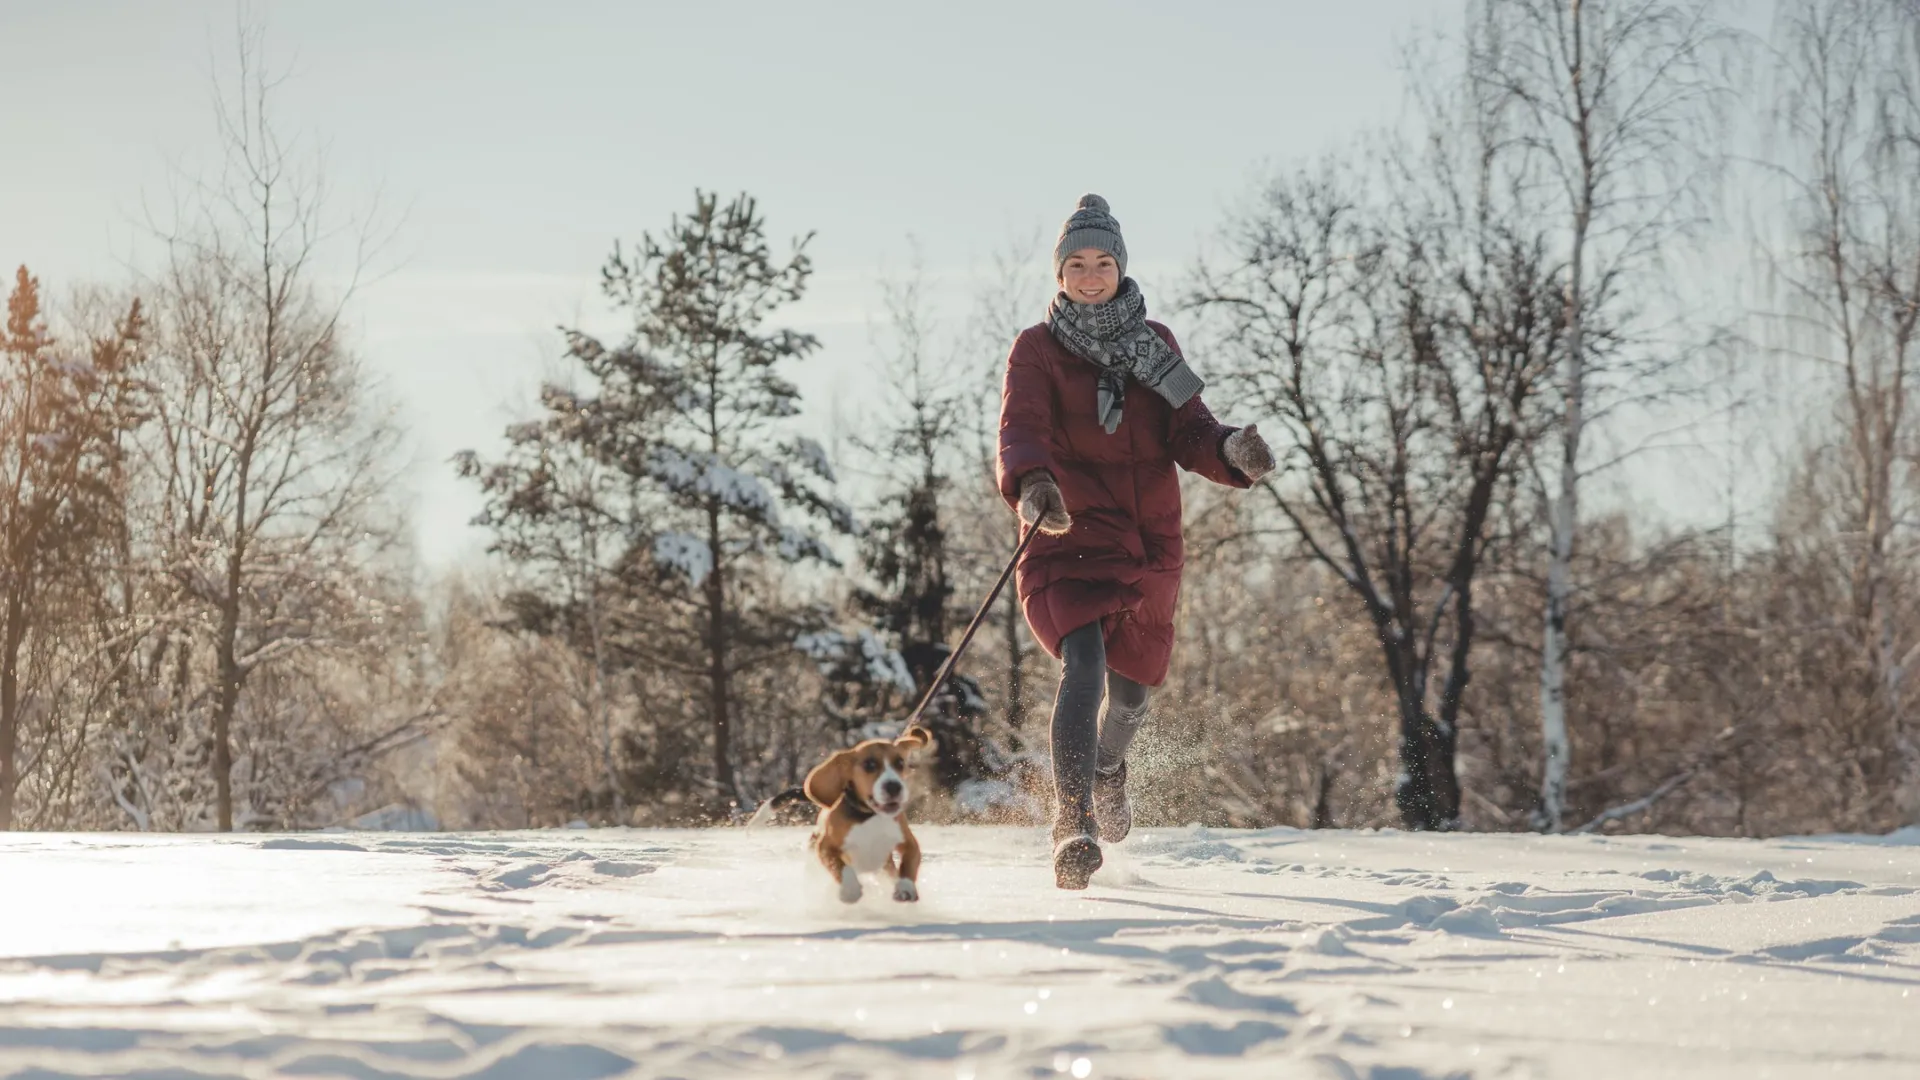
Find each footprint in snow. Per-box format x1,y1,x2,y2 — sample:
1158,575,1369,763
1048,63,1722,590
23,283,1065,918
484,863,552,891
258,838,368,853
590,860,653,878
1161,1019,1291,1056
1180,974,1301,1015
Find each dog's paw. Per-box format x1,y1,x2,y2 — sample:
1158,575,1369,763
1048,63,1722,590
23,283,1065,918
838,867,863,904
892,878,919,903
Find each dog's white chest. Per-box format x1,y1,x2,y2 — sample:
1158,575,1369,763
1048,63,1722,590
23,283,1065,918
842,814,903,874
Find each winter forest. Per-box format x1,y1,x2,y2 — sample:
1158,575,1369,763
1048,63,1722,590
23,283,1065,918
5,0,1920,841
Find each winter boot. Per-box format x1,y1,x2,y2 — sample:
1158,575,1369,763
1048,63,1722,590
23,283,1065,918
1051,804,1103,890
1093,761,1132,844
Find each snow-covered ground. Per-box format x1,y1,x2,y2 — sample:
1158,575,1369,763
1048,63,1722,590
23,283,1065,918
1,824,1916,1079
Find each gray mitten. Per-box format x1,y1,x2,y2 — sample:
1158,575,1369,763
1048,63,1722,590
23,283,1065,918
1019,472,1072,535
1224,424,1276,482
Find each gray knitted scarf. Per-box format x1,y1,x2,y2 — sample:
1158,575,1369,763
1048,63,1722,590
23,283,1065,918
1046,278,1204,434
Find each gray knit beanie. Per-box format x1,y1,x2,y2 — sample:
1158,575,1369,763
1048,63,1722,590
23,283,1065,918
1053,193,1128,280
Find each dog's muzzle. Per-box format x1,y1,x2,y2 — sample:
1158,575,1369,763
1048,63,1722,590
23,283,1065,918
874,772,906,816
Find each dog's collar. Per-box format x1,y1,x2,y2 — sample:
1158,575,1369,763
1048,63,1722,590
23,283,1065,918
839,782,877,823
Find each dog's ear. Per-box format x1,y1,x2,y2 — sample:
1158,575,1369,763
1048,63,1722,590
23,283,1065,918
803,749,856,808
894,725,934,753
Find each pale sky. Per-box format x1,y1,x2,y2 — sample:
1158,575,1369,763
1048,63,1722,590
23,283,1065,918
2,1,1456,569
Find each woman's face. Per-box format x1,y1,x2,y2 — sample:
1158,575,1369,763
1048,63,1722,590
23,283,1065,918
1059,248,1121,305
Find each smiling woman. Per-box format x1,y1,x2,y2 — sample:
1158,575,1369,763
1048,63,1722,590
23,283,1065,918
1056,195,1125,305
996,193,1276,891
1059,249,1120,304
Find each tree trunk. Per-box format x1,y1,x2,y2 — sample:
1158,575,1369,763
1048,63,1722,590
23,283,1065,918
212,420,255,833
1311,754,1338,829
583,569,623,823
1543,125,1589,826
705,498,736,806
1383,634,1459,831
1395,695,1461,831
1539,0,1591,833
1540,236,1586,831
213,574,242,832
1436,583,1480,829
1538,524,1572,829
1536,224,1582,822
0,587,23,830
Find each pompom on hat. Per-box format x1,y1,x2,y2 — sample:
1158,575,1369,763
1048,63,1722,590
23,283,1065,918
1053,193,1127,280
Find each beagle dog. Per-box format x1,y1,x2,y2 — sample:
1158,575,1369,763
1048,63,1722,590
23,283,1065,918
804,725,932,903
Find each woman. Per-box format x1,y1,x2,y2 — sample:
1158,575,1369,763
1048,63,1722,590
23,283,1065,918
999,193,1275,890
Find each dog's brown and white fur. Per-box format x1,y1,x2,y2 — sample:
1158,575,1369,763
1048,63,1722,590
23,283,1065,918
804,726,932,903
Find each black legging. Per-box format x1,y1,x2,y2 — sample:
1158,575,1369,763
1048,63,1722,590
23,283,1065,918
1052,621,1150,827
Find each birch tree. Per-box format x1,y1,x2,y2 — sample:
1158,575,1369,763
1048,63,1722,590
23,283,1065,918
1471,0,1731,830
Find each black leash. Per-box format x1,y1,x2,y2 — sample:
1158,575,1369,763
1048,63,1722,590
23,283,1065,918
902,520,1043,729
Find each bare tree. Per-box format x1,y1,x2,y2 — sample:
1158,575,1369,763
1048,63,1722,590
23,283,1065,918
135,21,406,831
1189,148,1560,830
1762,0,1920,822
1469,0,1732,829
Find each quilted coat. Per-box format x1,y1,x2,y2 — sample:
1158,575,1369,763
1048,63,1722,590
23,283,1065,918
996,320,1250,687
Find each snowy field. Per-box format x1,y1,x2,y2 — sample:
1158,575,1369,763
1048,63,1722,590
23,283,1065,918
1,825,1917,1079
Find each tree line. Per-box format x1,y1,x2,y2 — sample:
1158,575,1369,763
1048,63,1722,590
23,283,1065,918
4,0,1918,836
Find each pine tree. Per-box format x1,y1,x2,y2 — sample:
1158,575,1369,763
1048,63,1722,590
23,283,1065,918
465,191,852,812
845,267,997,790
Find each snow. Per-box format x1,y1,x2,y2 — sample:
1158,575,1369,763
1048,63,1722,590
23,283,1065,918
793,629,841,660
773,524,832,564
700,464,776,517
645,446,780,520
757,459,793,488
821,497,857,535
863,639,916,695
793,628,916,695
790,436,835,482
643,444,704,490
0,826,1916,1078
652,531,712,584
954,777,1038,820
349,803,442,831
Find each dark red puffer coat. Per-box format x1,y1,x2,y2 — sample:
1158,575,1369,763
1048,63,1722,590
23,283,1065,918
997,320,1250,687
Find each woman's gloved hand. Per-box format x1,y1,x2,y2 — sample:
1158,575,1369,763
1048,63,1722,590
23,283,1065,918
1018,472,1073,535
1224,424,1276,483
